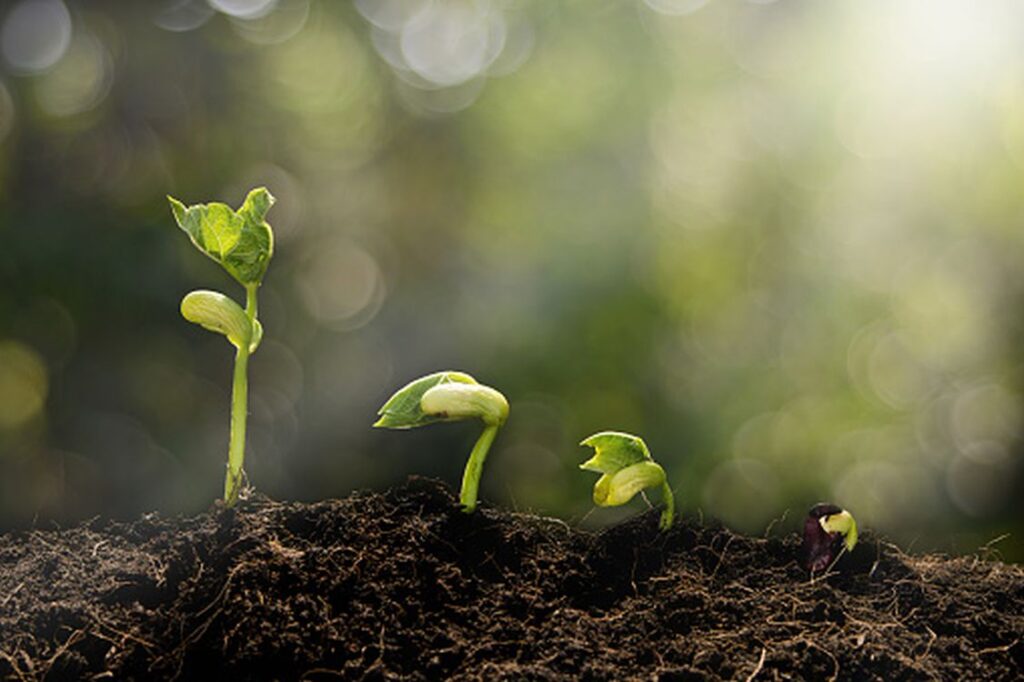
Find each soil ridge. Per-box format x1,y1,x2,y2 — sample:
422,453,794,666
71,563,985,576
1,477,1021,680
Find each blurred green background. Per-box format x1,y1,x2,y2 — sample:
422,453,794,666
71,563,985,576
1,0,1022,561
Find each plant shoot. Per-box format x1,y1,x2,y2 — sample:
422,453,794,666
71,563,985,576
169,187,274,507
374,371,509,513
579,431,675,530
800,503,858,572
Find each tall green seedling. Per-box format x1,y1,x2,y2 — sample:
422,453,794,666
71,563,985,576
169,187,274,507
579,431,675,529
374,371,509,513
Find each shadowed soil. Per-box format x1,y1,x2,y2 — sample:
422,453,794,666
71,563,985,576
0,477,1021,680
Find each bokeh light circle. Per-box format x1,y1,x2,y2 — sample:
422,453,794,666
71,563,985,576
296,240,387,331
0,341,48,431
1,0,72,74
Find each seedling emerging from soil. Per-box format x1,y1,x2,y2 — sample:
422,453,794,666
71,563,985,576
579,431,675,530
169,187,274,507
374,371,509,513
801,503,858,572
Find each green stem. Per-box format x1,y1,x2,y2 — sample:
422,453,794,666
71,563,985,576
659,480,675,530
459,424,499,513
224,285,258,507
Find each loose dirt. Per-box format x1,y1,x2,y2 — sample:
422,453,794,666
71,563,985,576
1,478,1021,680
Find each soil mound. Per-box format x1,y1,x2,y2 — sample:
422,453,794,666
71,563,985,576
1,478,1021,680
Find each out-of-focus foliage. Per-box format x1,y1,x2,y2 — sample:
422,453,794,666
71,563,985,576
0,0,1022,560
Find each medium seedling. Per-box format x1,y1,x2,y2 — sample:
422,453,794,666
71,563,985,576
579,431,675,529
800,503,858,572
169,187,274,507
374,371,509,513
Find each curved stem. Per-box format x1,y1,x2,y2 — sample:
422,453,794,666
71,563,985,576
659,480,675,530
224,285,258,507
459,424,499,513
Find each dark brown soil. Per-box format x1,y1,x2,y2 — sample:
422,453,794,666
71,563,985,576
1,478,1021,681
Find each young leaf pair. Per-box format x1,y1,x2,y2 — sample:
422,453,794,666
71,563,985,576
375,373,675,528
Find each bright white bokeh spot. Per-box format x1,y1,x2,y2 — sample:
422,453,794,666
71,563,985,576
357,0,530,117
400,0,505,88
1,0,72,74
207,0,277,20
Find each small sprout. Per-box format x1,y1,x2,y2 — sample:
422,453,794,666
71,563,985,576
579,431,675,530
801,503,858,572
374,371,509,513
169,187,275,507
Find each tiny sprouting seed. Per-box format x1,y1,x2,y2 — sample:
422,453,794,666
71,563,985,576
579,431,675,530
169,187,275,508
801,503,858,572
374,371,509,513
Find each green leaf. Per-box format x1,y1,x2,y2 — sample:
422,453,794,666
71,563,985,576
592,461,667,507
579,431,652,474
374,371,478,429
169,187,275,286
180,290,252,349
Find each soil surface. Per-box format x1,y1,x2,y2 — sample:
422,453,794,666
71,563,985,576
1,477,1022,681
